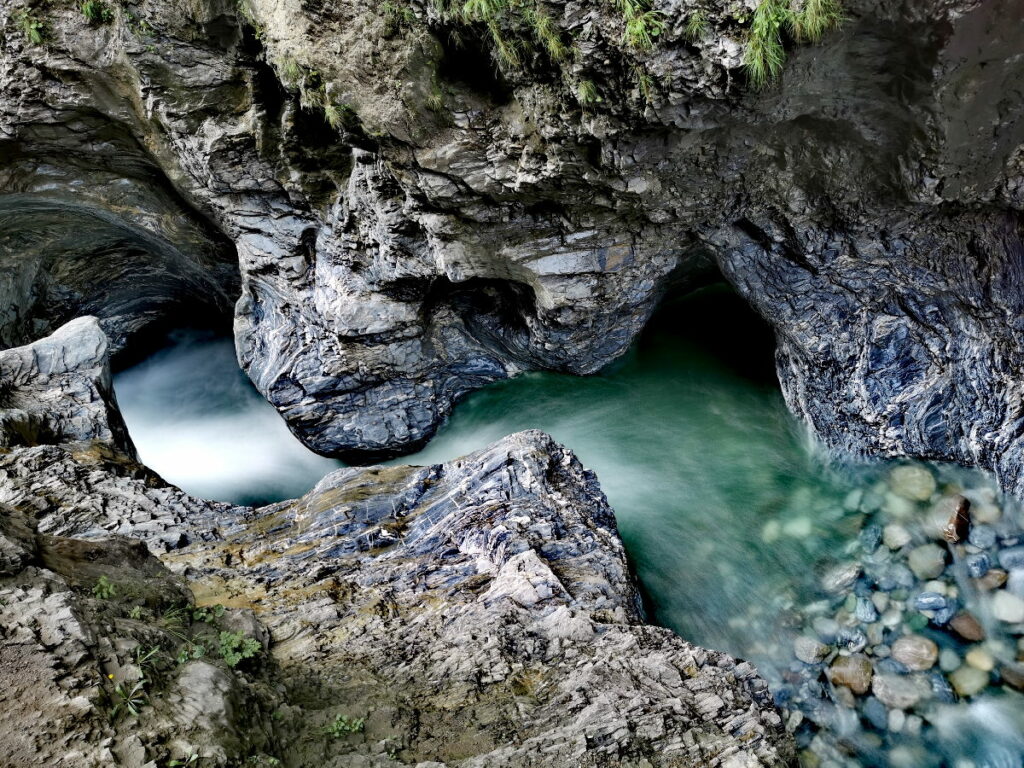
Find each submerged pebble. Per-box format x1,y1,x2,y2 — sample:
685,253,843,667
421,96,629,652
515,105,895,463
888,465,937,502
891,635,938,671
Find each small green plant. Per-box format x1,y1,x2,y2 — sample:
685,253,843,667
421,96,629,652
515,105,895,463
522,4,568,61
123,8,155,37
111,679,146,718
612,0,664,51
169,754,199,767
191,604,226,624
218,631,261,668
576,78,600,105
684,9,708,40
322,103,343,130
175,642,206,665
323,713,365,738
279,56,303,85
16,9,46,45
381,0,415,36
81,0,114,24
128,605,144,620
632,65,654,102
93,575,117,600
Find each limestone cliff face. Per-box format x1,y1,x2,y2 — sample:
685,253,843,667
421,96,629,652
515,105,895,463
0,321,794,767
2,0,1024,487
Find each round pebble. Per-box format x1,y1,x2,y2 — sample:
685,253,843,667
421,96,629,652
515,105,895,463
968,525,997,549
872,673,924,709
939,648,961,672
888,708,906,733
949,612,986,642
794,636,830,664
973,502,1002,524
891,635,938,671
889,465,937,501
965,647,995,672
783,516,813,538
883,524,912,550
829,654,873,695
908,544,947,580
761,519,781,543
992,590,1024,623
949,665,989,697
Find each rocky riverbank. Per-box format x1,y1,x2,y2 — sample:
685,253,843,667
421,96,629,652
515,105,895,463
0,319,795,766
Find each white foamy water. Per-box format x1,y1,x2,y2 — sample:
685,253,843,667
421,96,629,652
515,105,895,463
114,330,341,506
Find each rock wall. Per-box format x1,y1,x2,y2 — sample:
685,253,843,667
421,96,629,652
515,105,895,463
0,320,794,766
1,1,1024,475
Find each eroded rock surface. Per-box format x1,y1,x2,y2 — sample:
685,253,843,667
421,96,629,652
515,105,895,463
3,0,1023,487
0,316,137,455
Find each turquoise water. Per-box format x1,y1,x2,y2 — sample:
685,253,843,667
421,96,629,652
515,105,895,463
114,287,1024,767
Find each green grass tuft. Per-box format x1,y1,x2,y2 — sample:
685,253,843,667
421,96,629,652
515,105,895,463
744,0,788,90
789,0,843,42
576,78,600,105
684,9,708,40
744,0,845,89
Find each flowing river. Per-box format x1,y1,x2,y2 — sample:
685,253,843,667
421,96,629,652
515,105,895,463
115,286,1024,768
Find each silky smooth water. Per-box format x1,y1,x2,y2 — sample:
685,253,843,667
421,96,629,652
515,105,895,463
114,287,1024,768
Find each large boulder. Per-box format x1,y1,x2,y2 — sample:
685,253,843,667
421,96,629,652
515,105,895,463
0,316,137,456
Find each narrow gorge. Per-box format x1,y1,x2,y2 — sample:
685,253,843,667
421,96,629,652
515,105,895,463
1,0,1023,766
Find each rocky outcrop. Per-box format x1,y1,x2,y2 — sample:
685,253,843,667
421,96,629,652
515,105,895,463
0,316,137,455
0,315,794,764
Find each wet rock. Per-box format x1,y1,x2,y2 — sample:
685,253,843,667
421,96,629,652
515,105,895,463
883,524,912,550
914,593,948,612
856,598,879,624
965,553,991,579
821,562,861,594
949,666,990,697
930,672,957,703
992,590,1024,623
828,655,874,695
977,569,1009,591
999,547,1024,571
860,524,883,554
939,649,962,673
965,647,995,672
888,466,937,502
795,636,831,665
1000,663,1024,690
872,674,926,710
938,495,971,543
862,697,889,730
908,545,947,580
968,526,997,550
0,318,137,458
891,636,939,671
836,628,869,654
0,393,796,768
949,612,986,642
